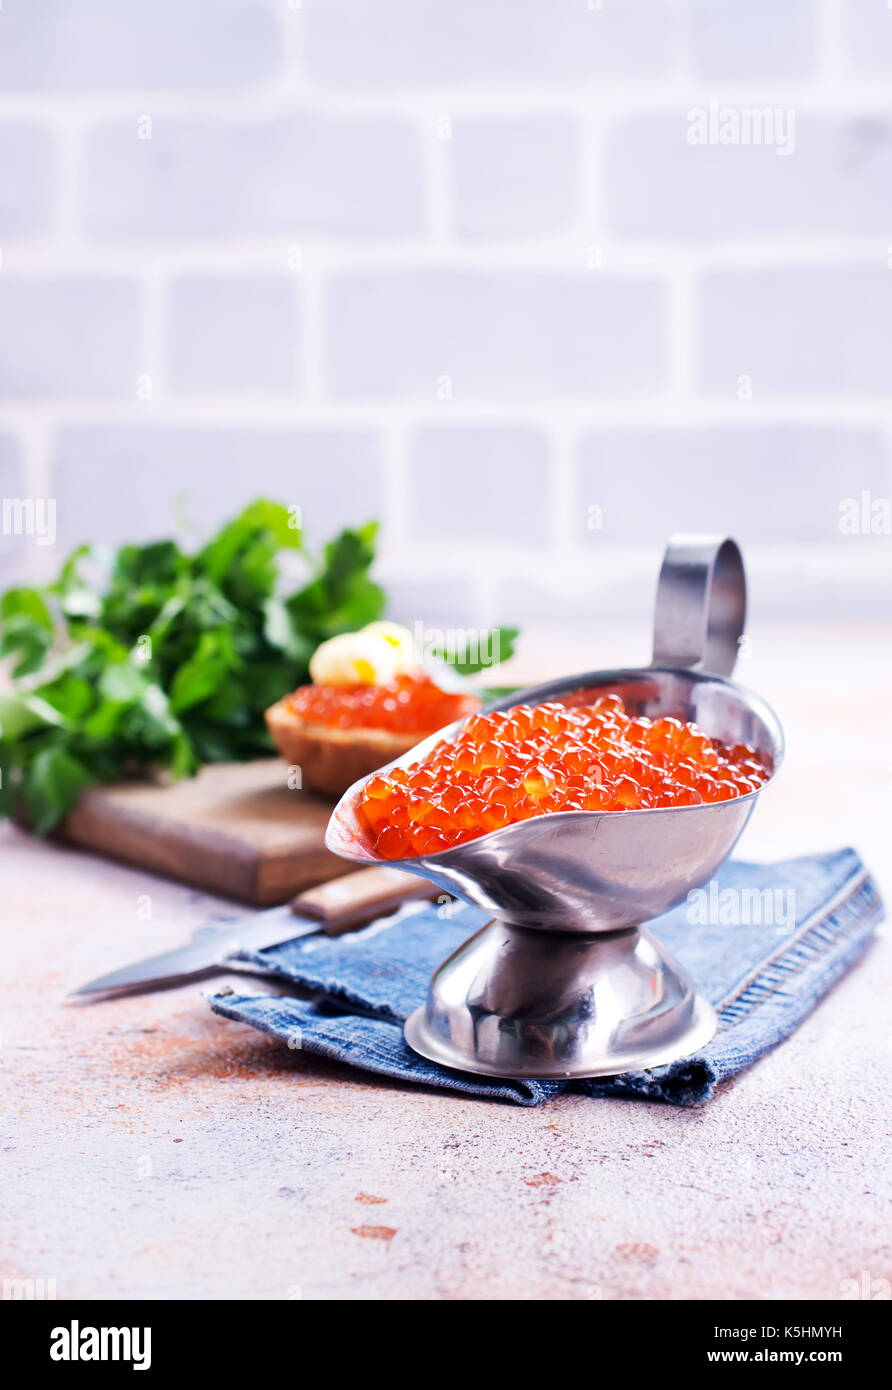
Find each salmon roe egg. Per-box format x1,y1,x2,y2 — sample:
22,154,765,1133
287,670,479,735
358,692,773,859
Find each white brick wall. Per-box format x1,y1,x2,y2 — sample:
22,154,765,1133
86,115,426,240
845,0,892,70
689,0,817,79
0,433,25,565
327,270,666,396
0,0,281,90
608,116,892,238
52,426,384,549
1,0,891,634
0,277,141,397
0,124,55,238
699,267,892,394
301,0,675,85
168,275,300,392
451,117,579,240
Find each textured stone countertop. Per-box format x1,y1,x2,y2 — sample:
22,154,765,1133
3,622,890,1300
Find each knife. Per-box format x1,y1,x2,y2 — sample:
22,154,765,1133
69,867,440,1000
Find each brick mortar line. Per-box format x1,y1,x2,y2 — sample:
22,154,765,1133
380,421,413,556
427,119,452,245
8,86,892,124
296,260,324,401
815,0,847,86
5,400,892,426
6,79,892,115
4,245,892,276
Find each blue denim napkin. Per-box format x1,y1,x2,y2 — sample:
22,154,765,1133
210,848,882,1106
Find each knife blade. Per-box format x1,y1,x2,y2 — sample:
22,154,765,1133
69,867,440,1000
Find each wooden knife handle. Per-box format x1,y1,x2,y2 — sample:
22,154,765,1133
291,866,440,936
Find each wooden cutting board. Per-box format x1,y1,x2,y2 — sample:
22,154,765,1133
57,759,356,905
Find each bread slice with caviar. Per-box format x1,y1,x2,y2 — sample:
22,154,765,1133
266,624,480,799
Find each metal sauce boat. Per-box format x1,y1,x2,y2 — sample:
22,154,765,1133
326,535,785,1082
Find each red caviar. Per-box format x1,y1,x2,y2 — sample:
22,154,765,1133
359,693,773,859
285,670,480,734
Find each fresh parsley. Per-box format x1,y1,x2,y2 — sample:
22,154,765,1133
0,501,517,833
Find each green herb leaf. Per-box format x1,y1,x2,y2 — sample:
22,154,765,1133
0,691,69,741
0,587,56,676
436,626,519,676
168,629,239,714
287,523,385,639
21,746,92,836
1,586,54,629
200,499,302,591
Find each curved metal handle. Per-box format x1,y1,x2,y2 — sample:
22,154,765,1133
651,534,746,677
